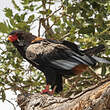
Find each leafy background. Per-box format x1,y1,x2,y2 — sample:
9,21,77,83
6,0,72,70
0,0,110,103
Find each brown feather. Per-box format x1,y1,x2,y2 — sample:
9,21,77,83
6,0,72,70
72,64,88,75
31,37,44,43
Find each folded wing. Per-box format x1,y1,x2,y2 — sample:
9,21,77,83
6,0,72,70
25,40,96,70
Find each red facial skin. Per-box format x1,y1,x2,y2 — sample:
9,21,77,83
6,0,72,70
8,35,18,42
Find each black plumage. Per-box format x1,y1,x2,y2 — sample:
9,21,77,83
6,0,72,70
8,30,109,94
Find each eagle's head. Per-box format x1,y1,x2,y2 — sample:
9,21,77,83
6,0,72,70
8,30,36,46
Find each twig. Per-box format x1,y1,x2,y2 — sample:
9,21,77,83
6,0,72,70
60,33,71,40
38,19,41,37
40,18,55,38
41,6,63,38
88,68,101,80
6,99,16,110
42,16,61,37
50,77,110,105
70,77,110,100
45,6,63,20
94,26,110,39
98,27,110,36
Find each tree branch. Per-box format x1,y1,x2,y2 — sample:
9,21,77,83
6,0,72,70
17,78,110,110
40,18,55,38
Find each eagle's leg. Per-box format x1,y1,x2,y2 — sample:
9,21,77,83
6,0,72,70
41,85,56,95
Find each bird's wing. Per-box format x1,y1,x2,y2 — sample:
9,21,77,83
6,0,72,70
47,39,82,55
25,40,96,70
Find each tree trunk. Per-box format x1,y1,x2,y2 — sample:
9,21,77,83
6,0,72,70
17,78,110,110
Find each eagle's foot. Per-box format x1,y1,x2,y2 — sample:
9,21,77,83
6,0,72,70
41,85,56,95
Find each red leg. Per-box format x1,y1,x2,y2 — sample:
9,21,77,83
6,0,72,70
48,85,56,95
41,85,56,95
41,84,49,94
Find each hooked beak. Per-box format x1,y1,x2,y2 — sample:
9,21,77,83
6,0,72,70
8,35,12,42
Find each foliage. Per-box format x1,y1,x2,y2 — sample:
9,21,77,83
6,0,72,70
0,0,110,101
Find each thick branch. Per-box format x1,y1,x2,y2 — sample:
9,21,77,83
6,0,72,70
17,78,110,110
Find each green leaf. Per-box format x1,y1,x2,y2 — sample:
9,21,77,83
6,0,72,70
95,14,104,26
21,0,29,5
21,13,27,20
48,9,52,14
15,22,30,30
79,25,95,34
101,64,106,76
27,15,35,23
92,2,100,11
30,4,34,11
63,0,68,6
0,23,9,33
14,14,21,22
4,8,13,18
67,6,75,14
39,11,47,15
12,0,20,11
36,5,43,10
99,34,110,40
1,88,6,102
47,1,54,5
70,27,76,34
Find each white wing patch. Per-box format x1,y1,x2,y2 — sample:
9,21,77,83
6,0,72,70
51,60,79,70
71,51,95,65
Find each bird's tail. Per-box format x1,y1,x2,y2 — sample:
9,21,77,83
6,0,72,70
92,56,110,64
83,44,105,56
83,44,110,64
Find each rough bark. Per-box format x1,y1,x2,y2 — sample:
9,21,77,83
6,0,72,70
17,78,110,110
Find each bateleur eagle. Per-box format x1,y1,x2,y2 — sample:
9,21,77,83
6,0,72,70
8,30,110,95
